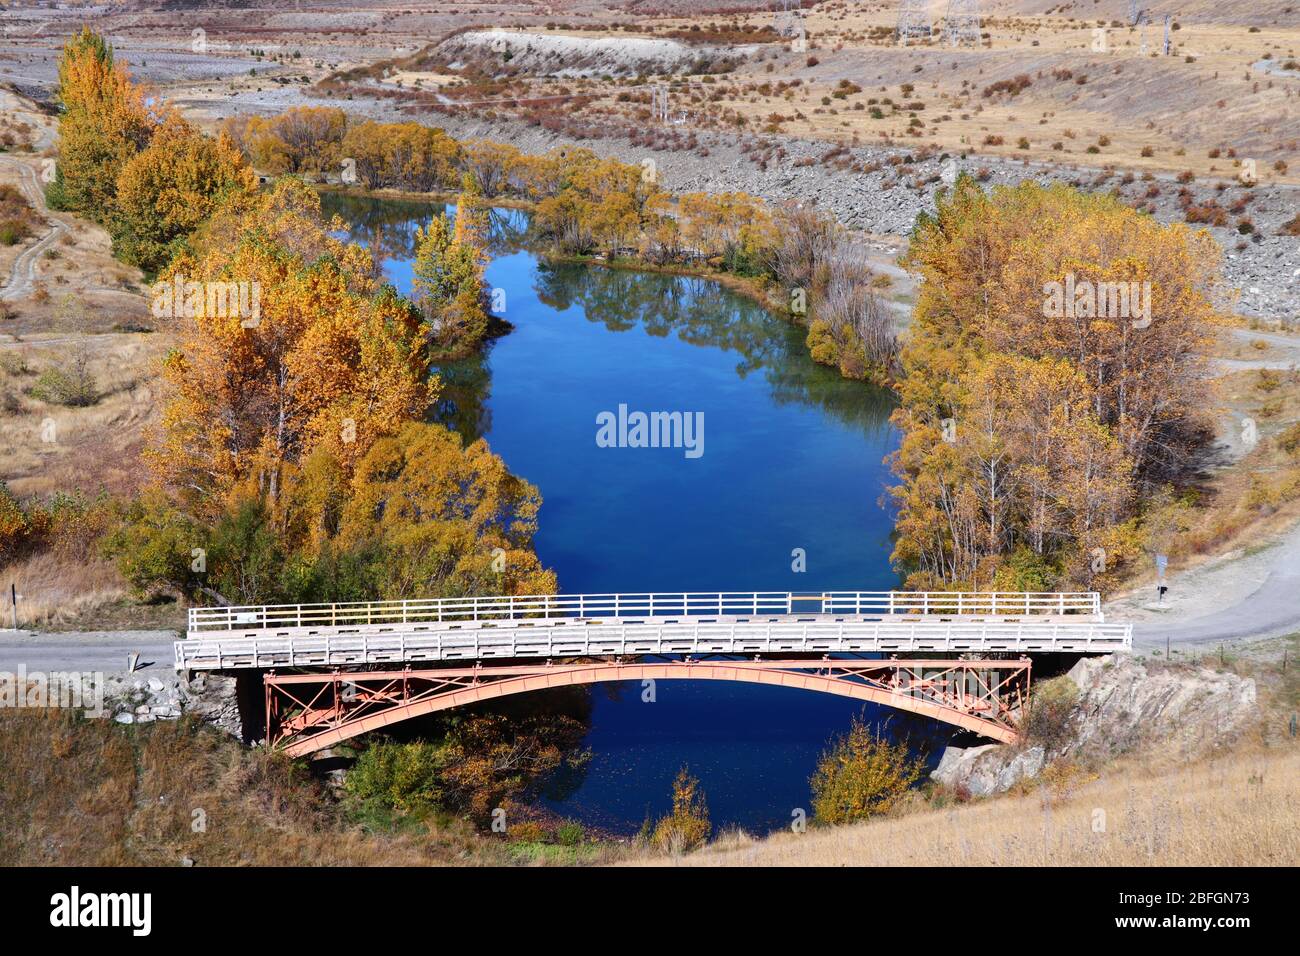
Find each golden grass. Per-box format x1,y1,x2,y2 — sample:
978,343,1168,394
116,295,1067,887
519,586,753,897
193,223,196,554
636,744,1300,867
0,711,504,866
0,549,128,629
0,333,165,499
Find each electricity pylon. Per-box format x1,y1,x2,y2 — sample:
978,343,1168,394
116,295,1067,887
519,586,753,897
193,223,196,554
897,0,932,43
945,0,982,47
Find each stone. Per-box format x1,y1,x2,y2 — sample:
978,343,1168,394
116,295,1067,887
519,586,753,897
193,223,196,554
930,654,1257,796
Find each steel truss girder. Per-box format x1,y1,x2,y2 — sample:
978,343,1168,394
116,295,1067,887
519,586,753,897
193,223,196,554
265,657,1031,757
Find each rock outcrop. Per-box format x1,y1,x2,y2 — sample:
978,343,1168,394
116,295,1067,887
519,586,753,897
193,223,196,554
45,670,244,739
931,654,1258,797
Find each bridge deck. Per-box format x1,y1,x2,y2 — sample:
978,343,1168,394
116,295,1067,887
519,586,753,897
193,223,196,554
177,591,1124,671
175,616,1130,671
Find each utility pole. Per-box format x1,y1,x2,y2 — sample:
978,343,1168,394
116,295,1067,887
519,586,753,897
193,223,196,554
1163,14,1172,55
651,84,669,124
9,582,16,631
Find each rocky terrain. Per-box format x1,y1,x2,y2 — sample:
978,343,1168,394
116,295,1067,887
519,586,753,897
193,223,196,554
2,666,244,739
932,653,1260,796
154,77,1300,323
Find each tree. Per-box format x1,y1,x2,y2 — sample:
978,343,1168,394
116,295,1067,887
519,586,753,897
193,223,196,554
112,115,258,273
51,27,155,219
810,718,925,824
462,139,522,198
222,107,347,178
332,422,556,599
149,178,434,513
650,767,711,853
890,177,1219,590
412,189,490,358
339,120,461,191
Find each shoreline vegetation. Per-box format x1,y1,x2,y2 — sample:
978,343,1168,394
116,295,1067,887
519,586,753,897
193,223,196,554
0,26,1287,865
3,25,1260,608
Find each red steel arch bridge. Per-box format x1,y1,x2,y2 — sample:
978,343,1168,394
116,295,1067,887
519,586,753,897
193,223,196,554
174,590,1129,757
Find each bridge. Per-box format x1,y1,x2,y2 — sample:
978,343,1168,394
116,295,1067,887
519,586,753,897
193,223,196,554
173,591,1130,756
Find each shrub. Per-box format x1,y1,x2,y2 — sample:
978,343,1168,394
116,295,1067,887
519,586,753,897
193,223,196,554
1021,675,1079,752
345,741,446,816
650,767,710,853
810,717,925,824
0,220,27,246
554,821,585,846
1277,423,1300,456
27,357,97,407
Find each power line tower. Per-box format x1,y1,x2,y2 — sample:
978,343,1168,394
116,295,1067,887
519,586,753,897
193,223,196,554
945,0,982,47
896,0,932,43
1128,0,1144,26
651,84,670,124
1163,14,1172,54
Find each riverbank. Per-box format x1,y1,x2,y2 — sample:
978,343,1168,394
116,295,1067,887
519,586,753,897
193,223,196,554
634,636,1298,867
650,744,1298,867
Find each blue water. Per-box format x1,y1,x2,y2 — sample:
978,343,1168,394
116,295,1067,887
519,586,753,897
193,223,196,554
324,193,946,835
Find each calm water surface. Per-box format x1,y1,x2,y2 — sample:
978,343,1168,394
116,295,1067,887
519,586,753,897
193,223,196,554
323,193,946,834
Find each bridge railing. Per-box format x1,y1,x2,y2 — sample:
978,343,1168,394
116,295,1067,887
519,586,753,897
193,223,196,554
174,618,1131,671
186,591,1102,634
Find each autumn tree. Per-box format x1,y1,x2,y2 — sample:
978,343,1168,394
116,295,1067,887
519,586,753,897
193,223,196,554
112,114,258,273
461,139,522,198
323,421,556,599
149,177,434,513
891,177,1220,590
222,107,347,178
412,186,491,358
649,767,711,853
339,120,461,191
810,718,925,824
50,27,154,218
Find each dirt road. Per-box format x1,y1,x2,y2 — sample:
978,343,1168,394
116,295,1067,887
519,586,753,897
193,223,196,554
0,154,65,303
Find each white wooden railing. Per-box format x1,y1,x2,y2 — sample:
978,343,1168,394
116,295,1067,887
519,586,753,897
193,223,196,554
186,590,1103,634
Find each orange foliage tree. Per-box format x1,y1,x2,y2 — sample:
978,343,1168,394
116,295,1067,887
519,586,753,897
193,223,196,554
50,26,154,218
112,114,258,272
149,177,434,513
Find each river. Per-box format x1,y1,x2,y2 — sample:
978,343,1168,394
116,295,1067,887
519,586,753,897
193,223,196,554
322,192,947,835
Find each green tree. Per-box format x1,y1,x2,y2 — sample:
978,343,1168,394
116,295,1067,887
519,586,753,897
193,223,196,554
412,199,490,359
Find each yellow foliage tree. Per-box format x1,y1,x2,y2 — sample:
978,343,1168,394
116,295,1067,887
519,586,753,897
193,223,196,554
113,114,258,272
52,27,154,219
331,421,556,598
149,178,435,515
891,177,1220,590
810,718,925,824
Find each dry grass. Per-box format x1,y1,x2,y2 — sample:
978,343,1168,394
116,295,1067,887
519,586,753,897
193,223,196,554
0,711,504,866
0,333,165,499
0,549,129,630
636,744,1299,867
